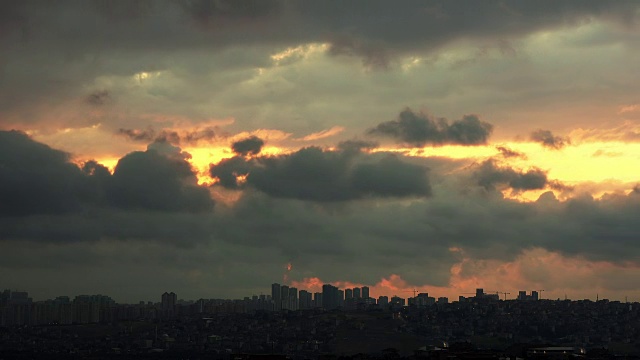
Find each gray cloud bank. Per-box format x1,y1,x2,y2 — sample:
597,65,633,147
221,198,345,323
369,108,493,146
0,130,213,217
231,136,265,156
5,1,636,59
1,130,640,300
1,1,639,130
474,159,569,193
211,144,432,201
117,127,217,146
530,129,570,150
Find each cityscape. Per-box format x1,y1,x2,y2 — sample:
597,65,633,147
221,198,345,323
3,0,640,359
2,284,640,358
0,284,565,326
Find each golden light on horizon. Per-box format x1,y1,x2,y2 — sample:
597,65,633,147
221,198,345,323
52,126,640,203
384,141,640,185
185,145,293,185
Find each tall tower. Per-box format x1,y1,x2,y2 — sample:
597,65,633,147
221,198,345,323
353,287,361,299
272,283,281,311
289,287,298,310
322,284,340,309
281,285,290,310
362,286,370,299
161,292,177,317
345,289,353,300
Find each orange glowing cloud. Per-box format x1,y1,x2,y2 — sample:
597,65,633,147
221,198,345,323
296,126,345,141
289,248,640,302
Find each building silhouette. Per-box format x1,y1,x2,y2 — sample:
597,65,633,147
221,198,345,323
161,292,176,317
271,283,281,310
362,286,370,299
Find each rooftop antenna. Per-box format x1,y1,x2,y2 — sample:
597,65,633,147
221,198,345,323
402,288,420,297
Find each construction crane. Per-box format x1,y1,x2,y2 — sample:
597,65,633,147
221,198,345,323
402,289,422,298
534,289,545,300
489,291,511,301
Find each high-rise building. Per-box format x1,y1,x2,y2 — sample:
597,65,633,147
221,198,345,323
353,287,361,299
1,289,10,303
437,297,448,304
322,284,341,310
73,295,102,324
531,291,539,301
517,290,527,300
9,291,31,304
313,292,323,308
161,292,176,311
289,287,298,310
378,296,389,306
416,293,435,307
476,288,484,298
362,286,370,299
272,283,281,310
281,285,290,310
390,296,405,307
345,288,353,300
299,290,312,309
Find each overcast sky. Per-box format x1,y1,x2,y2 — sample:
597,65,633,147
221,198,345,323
2,0,640,303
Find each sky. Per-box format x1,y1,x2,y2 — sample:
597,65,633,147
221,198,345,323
2,0,640,303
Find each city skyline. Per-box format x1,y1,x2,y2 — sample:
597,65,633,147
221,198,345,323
2,1,640,303
4,283,639,358
0,283,630,305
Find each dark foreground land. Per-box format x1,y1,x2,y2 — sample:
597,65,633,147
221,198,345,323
1,299,639,360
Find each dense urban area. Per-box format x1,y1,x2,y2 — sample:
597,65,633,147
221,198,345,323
1,285,639,359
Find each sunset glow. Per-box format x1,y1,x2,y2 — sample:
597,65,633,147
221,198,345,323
2,1,640,304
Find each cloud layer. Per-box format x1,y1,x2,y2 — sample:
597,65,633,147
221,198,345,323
1,131,640,301
369,109,493,146
211,145,432,201
2,1,640,302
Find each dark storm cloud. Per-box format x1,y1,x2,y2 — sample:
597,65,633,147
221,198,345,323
183,127,217,143
85,90,111,106
0,130,93,216
474,159,565,192
0,130,213,218
4,132,640,294
530,129,570,149
296,1,640,64
350,156,431,197
109,141,214,212
231,135,264,156
117,127,217,145
117,128,182,145
210,146,431,201
368,108,493,147
209,156,253,189
496,146,527,159
117,128,157,142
